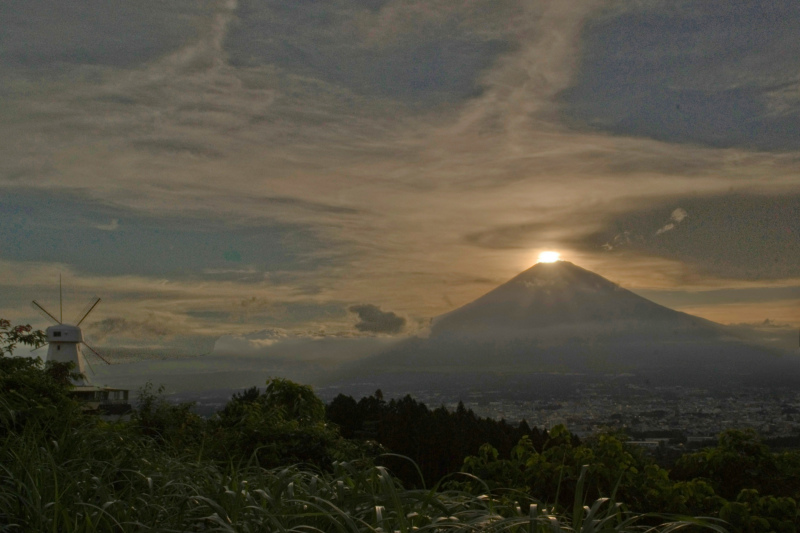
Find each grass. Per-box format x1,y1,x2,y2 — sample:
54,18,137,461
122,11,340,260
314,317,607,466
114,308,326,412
0,415,727,533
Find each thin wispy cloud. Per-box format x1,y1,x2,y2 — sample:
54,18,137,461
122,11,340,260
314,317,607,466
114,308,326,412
655,208,688,235
95,219,119,231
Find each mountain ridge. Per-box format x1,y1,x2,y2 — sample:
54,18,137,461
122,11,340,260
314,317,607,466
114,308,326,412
334,261,800,390
431,261,719,336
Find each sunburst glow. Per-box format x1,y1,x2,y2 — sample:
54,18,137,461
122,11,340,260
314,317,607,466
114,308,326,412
538,251,561,263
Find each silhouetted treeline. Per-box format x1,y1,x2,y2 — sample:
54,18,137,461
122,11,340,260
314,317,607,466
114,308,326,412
326,390,572,486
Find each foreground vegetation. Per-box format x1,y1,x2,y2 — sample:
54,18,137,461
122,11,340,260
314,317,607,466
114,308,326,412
0,369,716,532
1,320,797,531
329,391,800,532
0,414,718,532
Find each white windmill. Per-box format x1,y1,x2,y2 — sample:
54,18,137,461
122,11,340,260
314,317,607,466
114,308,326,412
31,281,130,414
31,282,109,386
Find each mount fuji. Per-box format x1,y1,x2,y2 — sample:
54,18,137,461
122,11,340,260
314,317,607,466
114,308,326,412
336,261,800,391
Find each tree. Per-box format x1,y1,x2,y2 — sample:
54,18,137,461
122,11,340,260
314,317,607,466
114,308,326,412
209,378,353,468
133,382,203,450
672,429,777,500
0,319,78,434
262,377,326,424
327,391,549,487
326,394,360,438
0,319,46,356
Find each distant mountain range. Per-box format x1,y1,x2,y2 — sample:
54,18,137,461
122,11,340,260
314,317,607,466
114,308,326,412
333,261,800,392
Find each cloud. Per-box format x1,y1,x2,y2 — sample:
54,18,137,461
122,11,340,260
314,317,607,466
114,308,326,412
220,328,289,349
1,0,799,358
677,297,800,330
95,218,119,231
89,315,176,341
601,230,643,251
587,193,800,280
670,208,688,223
637,285,800,309
559,0,800,150
464,222,550,250
599,204,702,252
249,196,363,216
131,138,223,158
0,188,331,279
0,0,208,68
223,0,514,105
348,304,406,334
214,329,397,362
655,207,688,235
732,318,794,330
725,318,798,351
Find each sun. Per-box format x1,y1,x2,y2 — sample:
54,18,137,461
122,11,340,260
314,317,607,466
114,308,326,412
537,251,561,263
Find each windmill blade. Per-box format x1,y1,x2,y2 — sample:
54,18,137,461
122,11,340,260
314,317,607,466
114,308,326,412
31,300,61,325
75,297,101,327
82,351,96,375
82,341,110,365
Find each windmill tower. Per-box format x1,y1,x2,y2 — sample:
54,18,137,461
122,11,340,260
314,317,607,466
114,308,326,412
32,281,109,386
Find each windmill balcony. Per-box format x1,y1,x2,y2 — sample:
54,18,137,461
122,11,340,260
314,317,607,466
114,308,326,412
71,386,132,414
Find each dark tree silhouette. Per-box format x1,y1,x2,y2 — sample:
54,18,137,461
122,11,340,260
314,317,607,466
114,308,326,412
327,391,549,486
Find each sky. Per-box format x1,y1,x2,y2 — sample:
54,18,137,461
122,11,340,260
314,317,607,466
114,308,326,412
1,0,798,365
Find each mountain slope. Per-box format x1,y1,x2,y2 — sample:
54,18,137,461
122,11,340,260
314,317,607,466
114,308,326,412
339,261,800,388
432,261,716,338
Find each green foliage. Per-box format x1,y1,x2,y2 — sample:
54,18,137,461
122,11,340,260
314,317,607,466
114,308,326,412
0,318,46,356
0,319,790,532
458,437,726,533
671,429,800,530
327,392,548,487
133,381,204,451
0,359,81,443
263,377,327,422
461,426,800,531
462,426,648,510
718,490,798,533
1,425,714,533
0,319,79,436
0,345,729,533
672,429,792,500
208,378,355,469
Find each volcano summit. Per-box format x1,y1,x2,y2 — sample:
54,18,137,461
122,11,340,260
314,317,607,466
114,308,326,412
338,261,800,391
